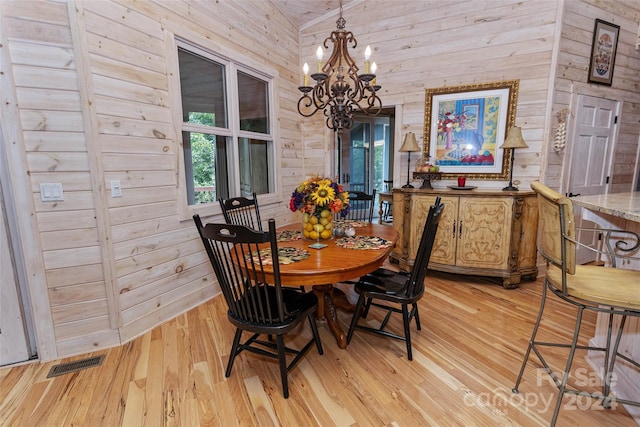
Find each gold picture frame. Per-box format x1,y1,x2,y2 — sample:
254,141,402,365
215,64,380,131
423,80,519,180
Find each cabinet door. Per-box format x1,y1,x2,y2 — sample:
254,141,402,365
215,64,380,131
409,195,458,265
428,196,458,265
456,197,513,269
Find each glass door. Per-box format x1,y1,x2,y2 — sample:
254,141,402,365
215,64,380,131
338,114,392,194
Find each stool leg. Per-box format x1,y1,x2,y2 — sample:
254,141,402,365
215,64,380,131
603,313,627,407
513,281,549,393
550,305,585,427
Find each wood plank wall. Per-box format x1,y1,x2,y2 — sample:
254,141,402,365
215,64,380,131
299,0,640,193
1,0,303,360
548,0,640,192
299,0,560,189
1,0,638,361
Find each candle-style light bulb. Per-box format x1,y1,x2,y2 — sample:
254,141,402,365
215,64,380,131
316,46,323,73
371,62,377,85
364,45,371,73
303,62,309,86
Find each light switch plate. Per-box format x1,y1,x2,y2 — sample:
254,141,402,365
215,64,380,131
40,183,64,201
110,180,122,197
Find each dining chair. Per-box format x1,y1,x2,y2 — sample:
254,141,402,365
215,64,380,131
346,197,444,360
193,216,323,398
343,189,377,222
512,181,640,426
381,180,393,223
218,192,263,231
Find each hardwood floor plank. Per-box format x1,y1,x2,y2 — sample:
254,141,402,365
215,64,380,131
1,270,637,426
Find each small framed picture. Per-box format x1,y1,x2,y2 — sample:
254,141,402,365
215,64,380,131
588,19,620,86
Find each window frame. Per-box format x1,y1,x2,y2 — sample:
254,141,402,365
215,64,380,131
170,36,281,221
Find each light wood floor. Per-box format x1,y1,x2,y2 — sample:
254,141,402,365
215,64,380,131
1,269,637,426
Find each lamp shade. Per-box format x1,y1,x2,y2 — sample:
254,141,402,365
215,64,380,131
499,126,529,149
399,132,420,152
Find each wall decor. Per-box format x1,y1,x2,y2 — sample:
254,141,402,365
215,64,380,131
588,19,620,86
423,80,518,180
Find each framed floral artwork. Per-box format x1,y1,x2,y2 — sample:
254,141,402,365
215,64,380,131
588,19,620,86
423,80,519,180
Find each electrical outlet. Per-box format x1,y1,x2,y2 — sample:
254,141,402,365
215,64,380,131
110,180,122,197
40,183,64,201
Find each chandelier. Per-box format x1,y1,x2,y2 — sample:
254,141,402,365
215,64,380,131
297,1,382,133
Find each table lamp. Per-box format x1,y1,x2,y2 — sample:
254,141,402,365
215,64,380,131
399,132,421,188
499,126,529,191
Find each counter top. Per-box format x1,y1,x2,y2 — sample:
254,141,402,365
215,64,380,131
571,192,640,223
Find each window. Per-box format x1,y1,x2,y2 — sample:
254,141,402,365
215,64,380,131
176,41,275,206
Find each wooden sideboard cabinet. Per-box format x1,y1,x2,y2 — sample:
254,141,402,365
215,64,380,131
390,188,538,288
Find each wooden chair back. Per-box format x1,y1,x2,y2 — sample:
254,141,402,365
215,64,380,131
218,193,263,231
194,216,288,325
343,190,377,222
531,181,576,276
406,197,444,297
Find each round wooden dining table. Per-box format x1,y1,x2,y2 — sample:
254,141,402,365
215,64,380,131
268,222,399,349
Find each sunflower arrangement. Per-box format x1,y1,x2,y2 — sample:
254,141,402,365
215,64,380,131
289,176,350,240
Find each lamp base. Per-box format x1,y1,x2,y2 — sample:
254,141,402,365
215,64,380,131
502,185,519,191
402,183,414,189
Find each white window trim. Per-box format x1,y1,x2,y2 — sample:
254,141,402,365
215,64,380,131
167,34,281,221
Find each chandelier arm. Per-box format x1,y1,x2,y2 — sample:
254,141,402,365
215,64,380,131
297,93,321,118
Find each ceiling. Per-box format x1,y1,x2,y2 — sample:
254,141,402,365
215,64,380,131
270,0,359,29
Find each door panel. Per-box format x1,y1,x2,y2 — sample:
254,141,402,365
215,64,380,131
567,95,619,264
457,197,512,269
0,184,29,366
427,196,458,266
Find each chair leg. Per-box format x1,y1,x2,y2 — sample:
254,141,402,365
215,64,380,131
402,304,413,361
513,281,549,393
413,303,421,330
308,314,324,355
276,334,289,398
347,294,366,344
226,328,243,377
362,296,372,318
549,305,585,427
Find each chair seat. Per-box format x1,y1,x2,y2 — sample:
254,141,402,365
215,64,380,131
231,287,318,327
547,264,640,310
355,268,420,303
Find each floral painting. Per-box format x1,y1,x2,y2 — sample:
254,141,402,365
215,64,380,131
423,80,519,180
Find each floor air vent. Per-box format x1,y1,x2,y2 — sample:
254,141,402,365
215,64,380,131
46,354,105,378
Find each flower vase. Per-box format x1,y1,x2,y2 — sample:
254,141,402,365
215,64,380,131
446,129,453,149
302,210,333,240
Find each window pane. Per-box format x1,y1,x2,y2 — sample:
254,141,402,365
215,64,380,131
238,71,269,133
238,137,270,195
183,131,229,204
178,48,228,128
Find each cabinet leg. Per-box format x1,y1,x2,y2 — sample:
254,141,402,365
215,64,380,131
502,277,520,289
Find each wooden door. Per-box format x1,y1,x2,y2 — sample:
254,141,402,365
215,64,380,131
0,183,30,366
567,95,619,264
456,197,513,270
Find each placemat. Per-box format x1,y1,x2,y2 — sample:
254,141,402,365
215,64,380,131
276,230,302,242
246,247,310,265
335,235,392,250
334,220,370,228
